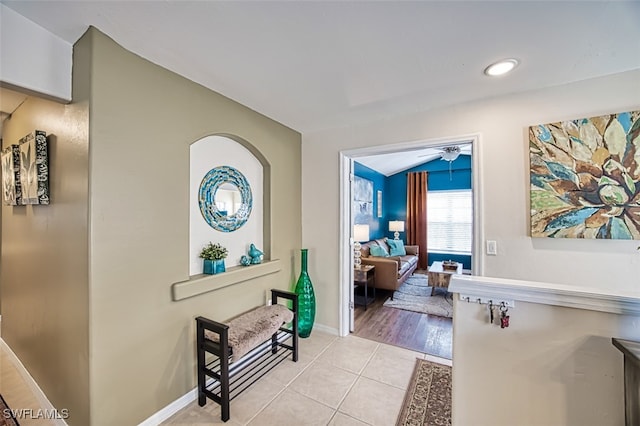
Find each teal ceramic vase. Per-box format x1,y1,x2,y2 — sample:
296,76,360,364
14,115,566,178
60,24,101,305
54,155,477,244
294,249,315,338
204,259,225,275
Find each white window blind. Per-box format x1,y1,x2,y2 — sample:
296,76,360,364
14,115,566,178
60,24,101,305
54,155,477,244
427,190,472,254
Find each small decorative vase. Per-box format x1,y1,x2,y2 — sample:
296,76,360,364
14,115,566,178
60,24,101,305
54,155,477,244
294,249,315,338
240,255,251,266
214,259,226,274
204,259,226,275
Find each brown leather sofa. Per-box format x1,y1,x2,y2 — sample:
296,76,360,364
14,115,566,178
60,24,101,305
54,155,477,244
360,238,419,292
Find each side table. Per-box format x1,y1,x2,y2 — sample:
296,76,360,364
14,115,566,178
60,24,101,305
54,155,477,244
354,265,375,310
428,261,462,295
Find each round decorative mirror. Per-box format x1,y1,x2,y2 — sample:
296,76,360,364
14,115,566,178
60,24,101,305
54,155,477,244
199,166,252,232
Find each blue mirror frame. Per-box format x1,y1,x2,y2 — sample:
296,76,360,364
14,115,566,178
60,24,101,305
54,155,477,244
198,166,252,232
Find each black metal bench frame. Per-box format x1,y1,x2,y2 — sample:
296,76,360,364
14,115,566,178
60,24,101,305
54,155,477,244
196,289,298,422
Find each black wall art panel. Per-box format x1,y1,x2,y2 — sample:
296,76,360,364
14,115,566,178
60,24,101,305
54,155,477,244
18,130,49,205
2,144,22,206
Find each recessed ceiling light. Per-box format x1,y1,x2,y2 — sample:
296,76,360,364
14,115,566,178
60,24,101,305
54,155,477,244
484,59,519,77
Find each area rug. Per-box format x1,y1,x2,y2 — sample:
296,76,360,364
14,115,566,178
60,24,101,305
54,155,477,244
396,359,452,426
383,274,453,318
0,394,19,426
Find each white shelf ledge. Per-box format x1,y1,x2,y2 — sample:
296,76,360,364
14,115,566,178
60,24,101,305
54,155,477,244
172,260,281,301
449,275,640,315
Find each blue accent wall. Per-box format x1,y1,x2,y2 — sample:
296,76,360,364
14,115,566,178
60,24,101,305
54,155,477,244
354,162,386,239
386,155,472,268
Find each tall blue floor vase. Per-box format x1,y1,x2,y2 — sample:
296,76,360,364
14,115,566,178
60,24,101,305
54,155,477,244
294,249,316,338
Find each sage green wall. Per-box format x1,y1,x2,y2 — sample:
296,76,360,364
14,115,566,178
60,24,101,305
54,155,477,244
0,49,90,424
82,28,302,425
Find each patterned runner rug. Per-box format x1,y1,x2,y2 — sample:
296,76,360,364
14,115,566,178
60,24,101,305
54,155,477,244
0,394,19,426
397,359,452,426
383,274,453,318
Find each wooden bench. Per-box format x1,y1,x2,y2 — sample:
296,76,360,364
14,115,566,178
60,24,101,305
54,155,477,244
196,289,298,422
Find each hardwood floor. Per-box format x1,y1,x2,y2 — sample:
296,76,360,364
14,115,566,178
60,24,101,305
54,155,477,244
352,288,453,360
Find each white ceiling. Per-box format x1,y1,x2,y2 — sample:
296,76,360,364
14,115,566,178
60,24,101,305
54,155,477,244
356,143,472,176
3,1,639,137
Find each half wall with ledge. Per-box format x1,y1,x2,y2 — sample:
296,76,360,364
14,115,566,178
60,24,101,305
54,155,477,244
449,274,640,426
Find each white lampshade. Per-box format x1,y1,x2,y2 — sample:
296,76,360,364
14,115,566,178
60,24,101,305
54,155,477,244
388,221,405,233
354,224,370,242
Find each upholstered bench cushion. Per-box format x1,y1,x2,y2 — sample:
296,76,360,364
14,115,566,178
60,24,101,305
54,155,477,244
204,304,294,362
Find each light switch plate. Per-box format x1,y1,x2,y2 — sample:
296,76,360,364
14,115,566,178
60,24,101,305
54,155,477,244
486,240,497,255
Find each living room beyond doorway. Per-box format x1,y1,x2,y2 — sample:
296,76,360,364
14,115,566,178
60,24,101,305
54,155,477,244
343,136,480,359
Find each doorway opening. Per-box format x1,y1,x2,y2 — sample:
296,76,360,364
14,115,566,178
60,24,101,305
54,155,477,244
338,134,484,355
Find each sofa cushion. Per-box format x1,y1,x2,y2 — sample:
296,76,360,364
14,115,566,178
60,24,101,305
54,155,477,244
397,255,418,276
387,239,406,256
370,245,390,257
374,239,390,255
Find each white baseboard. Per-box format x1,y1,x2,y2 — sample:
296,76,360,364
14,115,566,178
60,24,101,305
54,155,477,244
0,339,68,426
137,387,198,426
312,323,339,336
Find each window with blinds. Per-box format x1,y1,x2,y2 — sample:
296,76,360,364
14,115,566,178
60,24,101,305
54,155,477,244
427,189,472,254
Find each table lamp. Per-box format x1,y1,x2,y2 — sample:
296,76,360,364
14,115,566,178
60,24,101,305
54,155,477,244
389,220,405,240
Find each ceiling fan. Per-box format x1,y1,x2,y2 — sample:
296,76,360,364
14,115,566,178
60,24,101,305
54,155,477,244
416,145,461,161
416,145,462,180
439,146,461,162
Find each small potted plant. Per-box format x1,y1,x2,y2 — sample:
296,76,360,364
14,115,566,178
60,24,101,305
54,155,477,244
200,242,228,275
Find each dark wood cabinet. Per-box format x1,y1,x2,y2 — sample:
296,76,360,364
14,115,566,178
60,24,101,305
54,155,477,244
613,338,640,426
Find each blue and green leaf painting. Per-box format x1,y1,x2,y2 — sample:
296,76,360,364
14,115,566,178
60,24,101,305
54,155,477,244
529,110,640,239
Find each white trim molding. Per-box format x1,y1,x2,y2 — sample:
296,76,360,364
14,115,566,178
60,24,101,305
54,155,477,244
312,323,340,336
138,387,197,426
450,275,640,315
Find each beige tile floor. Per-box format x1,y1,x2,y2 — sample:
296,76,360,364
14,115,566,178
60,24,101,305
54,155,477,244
163,331,452,426
0,331,451,426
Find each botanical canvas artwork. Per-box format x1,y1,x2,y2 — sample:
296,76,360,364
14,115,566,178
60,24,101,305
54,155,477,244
18,130,49,205
530,110,640,239
1,145,21,206
353,176,373,224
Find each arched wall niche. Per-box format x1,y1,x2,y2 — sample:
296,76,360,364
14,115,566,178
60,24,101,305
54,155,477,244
189,133,271,276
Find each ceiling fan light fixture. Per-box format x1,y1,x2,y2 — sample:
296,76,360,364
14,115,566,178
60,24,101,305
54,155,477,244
440,146,461,162
484,58,519,77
